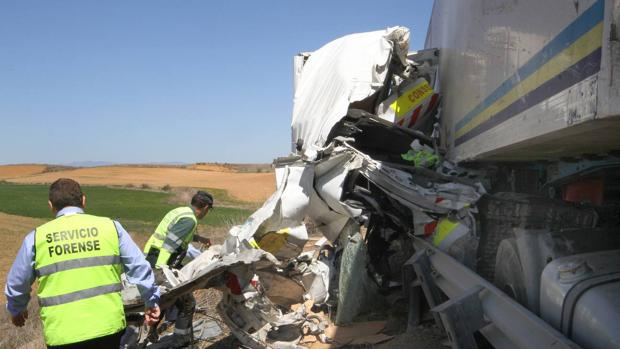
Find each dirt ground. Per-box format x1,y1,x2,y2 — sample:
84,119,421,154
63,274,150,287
3,165,275,203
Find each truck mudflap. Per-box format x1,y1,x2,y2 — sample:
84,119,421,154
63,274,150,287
410,237,581,349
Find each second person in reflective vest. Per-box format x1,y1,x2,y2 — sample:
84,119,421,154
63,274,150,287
143,190,213,348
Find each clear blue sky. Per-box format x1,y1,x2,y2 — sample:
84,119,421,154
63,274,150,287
0,0,433,165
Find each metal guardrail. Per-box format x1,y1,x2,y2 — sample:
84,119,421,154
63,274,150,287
409,238,581,349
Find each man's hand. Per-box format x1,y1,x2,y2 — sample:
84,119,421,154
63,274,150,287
11,311,28,327
144,305,160,326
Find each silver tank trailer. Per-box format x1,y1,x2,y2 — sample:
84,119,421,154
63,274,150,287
426,0,620,162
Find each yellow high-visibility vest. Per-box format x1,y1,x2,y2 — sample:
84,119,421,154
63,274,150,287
34,213,125,346
143,206,197,266
432,217,470,251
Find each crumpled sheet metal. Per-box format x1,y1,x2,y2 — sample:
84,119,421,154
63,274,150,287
122,247,278,313
223,158,357,248
291,26,411,160
218,289,327,349
351,148,484,213
223,164,314,256
313,151,362,218
175,245,331,349
301,258,331,304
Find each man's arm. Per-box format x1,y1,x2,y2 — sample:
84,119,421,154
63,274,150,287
5,231,35,325
114,221,160,308
155,217,196,266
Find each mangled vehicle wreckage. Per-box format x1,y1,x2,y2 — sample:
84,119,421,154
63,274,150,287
119,26,475,348
122,26,467,348
123,18,620,349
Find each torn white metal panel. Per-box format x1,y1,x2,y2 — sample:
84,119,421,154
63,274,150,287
223,184,288,254
123,248,278,315
412,210,435,236
291,27,410,159
433,182,484,211
307,188,350,242
223,165,313,255
278,165,314,224
314,151,362,218
179,245,222,281
342,144,483,213
292,53,311,101
301,259,332,304
358,157,449,213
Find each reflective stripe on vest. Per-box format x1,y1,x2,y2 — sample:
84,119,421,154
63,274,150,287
144,206,197,253
432,218,470,251
35,255,121,277
39,283,122,307
34,213,125,346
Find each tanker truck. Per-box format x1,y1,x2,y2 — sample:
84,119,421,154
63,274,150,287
415,0,620,347
285,0,620,347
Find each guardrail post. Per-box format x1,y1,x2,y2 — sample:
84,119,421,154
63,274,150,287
432,286,488,349
410,249,445,328
403,255,422,330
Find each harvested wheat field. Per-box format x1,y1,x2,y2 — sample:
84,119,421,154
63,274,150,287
0,213,45,303
0,165,47,180
188,163,235,172
1,214,43,349
7,165,275,203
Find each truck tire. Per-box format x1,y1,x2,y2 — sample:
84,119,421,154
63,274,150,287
476,193,597,282
493,238,528,306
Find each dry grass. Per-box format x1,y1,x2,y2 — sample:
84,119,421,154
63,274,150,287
0,213,45,304
0,165,48,180
0,213,46,349
7,166,275,203
0,300,45,349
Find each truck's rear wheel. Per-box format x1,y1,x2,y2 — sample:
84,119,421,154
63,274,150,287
494,238,528,306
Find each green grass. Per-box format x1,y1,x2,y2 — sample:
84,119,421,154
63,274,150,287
198,187,252,208
0,182,251,230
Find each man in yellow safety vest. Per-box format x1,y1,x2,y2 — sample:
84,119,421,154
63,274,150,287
5,178,161,349
143,190,213,268
143,190,213,347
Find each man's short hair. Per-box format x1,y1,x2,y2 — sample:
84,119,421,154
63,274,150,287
49,178,84,210
191,191,213,209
